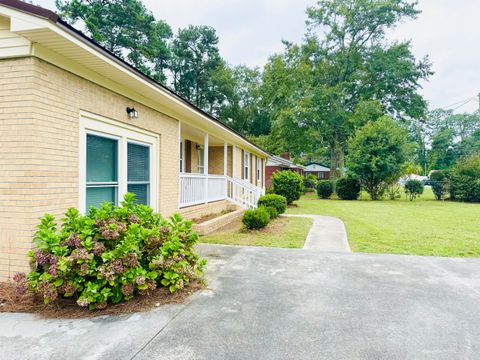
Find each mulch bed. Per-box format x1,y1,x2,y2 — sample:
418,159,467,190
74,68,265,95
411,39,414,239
0,280,204,319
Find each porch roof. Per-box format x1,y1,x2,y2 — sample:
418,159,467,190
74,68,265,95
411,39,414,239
0,0,270,158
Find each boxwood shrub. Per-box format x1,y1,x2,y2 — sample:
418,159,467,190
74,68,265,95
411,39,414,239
404,179,424,201
317,180,333,199
264,206,279,220
449,155,480,202
257,194,287,215
242,206,270,230
272,170,304,204
336,177,361,200
13,193,206,310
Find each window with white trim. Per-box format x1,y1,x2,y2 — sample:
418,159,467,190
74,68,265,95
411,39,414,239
81,115,158,213
179,139,185,173
86,134,119,209
243,151,250,180
197,146,205,173
257,157,262,182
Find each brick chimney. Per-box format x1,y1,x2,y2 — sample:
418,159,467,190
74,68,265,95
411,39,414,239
280,152,290,160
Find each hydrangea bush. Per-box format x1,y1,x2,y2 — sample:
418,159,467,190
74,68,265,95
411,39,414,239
13,193,206,310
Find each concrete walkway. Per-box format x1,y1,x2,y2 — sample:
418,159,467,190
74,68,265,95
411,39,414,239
284,214,351,252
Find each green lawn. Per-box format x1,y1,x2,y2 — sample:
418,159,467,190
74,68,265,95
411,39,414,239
200,216,312,248
288,188,480,257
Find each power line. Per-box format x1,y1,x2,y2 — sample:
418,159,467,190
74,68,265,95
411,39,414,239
441,96,476,109
451,98,475,111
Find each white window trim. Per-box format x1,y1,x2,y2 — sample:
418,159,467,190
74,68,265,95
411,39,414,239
79,111,159,213
257,157,261,182
197,146,205,174
179,139,185,173
244,151,250,181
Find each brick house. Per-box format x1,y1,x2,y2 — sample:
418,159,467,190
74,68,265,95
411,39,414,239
265,153,306,188
0,0,268,280
305,163,331,179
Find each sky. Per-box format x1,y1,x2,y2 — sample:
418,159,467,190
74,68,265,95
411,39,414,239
34,0,480,113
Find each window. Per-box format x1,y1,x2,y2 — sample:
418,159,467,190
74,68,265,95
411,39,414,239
127,142,150,205
197,146,205,173
257,157,262,182
179,140,184,173
80,114,158,213
243,151,250,180
86,134,118,209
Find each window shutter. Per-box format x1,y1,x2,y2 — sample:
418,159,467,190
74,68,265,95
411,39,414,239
185,140,191,172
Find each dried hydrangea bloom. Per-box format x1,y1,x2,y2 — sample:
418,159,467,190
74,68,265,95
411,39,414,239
38,281,58,302
121,283,134,296
92,241,106,256
12,272,28,294
77,298,89,307
125,253,139,268
127,214,140,224
79,263,89,276
147,280,156,291
111,259,124,274
64,233,82,248
135,276,146,285
35,250,50,266
96,301,107,310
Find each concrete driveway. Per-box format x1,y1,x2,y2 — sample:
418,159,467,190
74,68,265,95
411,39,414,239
2,244,480,359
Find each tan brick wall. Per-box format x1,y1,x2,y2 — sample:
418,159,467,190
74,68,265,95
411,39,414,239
179,200,234,219
0,57,180,279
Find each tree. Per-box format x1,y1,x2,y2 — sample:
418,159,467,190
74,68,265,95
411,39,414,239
428,128,456,170
56,0,172,82
170,25,224,110
404,179,424,201
347,116,411,200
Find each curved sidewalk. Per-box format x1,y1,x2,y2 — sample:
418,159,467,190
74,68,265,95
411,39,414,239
284,214,351,252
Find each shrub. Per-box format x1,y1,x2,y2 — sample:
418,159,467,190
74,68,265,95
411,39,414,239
257,194,287,215
242,207,270,230
404,179,424,201
317,180,333,199
449,155,480,202
264,206,278,219
272,171,304,204
386,183,401,200
13,193,206,310
336,177,361,200
430,171,447,200
303,174,318,192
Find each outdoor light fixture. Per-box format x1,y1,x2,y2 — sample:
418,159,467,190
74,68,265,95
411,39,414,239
126,107,138,119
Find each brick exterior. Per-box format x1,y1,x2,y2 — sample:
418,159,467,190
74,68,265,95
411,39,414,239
192,208,243,235
0,57,179,279
0,55,266,280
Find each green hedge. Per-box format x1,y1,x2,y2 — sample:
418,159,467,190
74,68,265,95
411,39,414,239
242,207,271,230
336,177,361,200
272,171,304,204
257,194,287,215
317,180,333,199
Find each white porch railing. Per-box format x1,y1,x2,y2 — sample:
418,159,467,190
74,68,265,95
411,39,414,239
179,173,264,209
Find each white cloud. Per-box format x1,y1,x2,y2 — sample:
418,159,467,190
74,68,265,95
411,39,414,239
33,0,480,113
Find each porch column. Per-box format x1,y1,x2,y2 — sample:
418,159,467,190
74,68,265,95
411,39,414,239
178,121,181,207
232,145,237,200
204,133,209,203
223,142,228,176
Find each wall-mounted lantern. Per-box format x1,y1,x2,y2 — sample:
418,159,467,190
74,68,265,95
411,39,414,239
126,107,138,119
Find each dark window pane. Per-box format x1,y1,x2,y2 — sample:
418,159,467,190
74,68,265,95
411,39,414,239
87,135,117,182
127,184,149,205
86,187,116,209
128,143,150,182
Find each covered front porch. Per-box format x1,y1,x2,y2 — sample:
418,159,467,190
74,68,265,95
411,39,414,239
179,123,265,210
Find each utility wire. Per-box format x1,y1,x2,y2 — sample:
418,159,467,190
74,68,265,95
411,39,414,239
451,98,475,111
441,96,476,109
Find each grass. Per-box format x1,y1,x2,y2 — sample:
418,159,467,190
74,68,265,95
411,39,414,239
288,187,480,257
199,216,313,248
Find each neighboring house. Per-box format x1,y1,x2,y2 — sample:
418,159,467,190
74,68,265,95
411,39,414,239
265,153,306,187
305,163,331,179
0,0,267,280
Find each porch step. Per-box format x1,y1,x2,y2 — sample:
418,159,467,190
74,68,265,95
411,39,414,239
193,208,244,236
